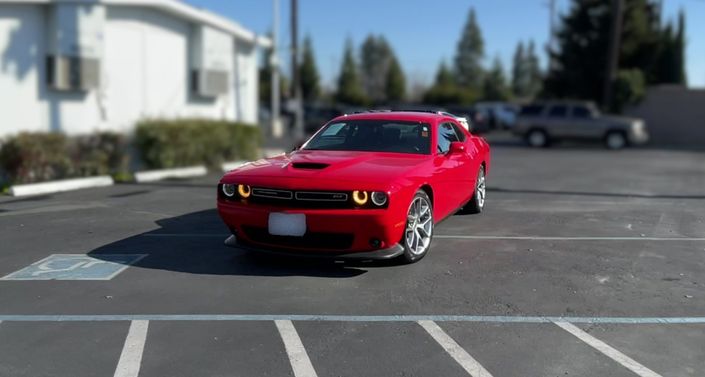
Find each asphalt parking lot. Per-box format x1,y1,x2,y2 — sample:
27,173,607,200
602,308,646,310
1,141,704,377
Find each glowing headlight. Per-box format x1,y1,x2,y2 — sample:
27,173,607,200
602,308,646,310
237,184,251,198
371,191,388,206
352,190,368,205
222,184,236,197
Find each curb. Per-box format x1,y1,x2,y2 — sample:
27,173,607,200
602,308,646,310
134,166,207,183
9,176,114,197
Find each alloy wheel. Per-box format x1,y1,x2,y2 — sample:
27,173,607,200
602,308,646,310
405,196,433,255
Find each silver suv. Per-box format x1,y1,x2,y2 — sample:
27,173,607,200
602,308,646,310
513,101,649,149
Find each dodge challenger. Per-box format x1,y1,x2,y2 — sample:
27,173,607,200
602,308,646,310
217,110,490,263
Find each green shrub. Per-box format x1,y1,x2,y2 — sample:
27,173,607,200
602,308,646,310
134,119,260,169
0,133,71,184
72,132,129,177
0,132,129,185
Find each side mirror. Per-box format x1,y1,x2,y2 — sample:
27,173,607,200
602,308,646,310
449,141,466,154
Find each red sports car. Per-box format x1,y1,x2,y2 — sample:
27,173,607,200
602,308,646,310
217,111,490,263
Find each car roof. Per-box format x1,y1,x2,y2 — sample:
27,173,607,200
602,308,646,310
330,111,453,123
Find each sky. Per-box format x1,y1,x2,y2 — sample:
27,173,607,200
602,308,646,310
188,0,705,89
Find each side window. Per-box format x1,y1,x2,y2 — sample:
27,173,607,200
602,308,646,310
572,106,591,119
548,105,568,117
450,123,467,142
436,123,459,153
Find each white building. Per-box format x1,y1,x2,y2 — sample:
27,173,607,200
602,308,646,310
0,0,270,137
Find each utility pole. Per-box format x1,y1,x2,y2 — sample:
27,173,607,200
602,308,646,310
291,0,304,140
603,0,624,110
271,0,282,138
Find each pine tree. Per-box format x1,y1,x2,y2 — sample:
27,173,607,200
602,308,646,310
360,35,391,103
673,10,686,85
385,56,406,102
335,39,367,106
511,42,529,98
454,8,485,93
483,57,511,101
544,0,681,105
526,41,543,97
424,61,474,105
299,35,320,102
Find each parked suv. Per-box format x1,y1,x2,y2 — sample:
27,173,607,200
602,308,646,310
513,101,649,149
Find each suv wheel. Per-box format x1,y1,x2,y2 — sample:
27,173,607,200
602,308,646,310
527,129,549,148
605,131,627,150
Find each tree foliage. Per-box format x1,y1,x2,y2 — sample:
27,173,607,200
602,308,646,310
359,35,407,104
424,61,476,105
483,57,511,101
453,8,485,92
335,39,367,106
385,56,406,102
544,0,686,108
299,35,320,101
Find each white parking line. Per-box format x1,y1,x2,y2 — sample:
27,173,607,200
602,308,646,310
114,320,149,377
418,320,494,377
275,320,318,377
435,235,705,241
554,321,662,377
142,233,705,242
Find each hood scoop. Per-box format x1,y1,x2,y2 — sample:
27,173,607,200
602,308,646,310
291,162,330,170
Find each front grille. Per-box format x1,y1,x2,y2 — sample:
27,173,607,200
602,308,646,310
252,188,293,200
248,187,353,209
241,226,354,250
295,191,348,201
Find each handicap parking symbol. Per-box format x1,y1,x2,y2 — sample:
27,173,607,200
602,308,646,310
1,254,147,280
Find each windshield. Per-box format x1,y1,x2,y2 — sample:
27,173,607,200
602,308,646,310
303,120,432,154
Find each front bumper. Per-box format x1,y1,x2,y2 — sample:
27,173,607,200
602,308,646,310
224,235,404,260
217,200,407,257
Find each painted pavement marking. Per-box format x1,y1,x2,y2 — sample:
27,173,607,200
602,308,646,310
113,320,149,377
275,320,318,377
419,320,494,377
1,314,704,324
141,233,705,242
555,321,662,377
1,254,147,281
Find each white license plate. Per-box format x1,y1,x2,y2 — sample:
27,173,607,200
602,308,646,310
268,213,306,237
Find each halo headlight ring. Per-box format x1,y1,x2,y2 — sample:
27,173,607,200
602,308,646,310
352,190,368,206
237,184,251,198
371,191,388,206
222,184,236,197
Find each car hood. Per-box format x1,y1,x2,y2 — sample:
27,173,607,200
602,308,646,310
223,150,428,186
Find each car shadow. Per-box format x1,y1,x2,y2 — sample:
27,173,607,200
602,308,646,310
86,208,409,278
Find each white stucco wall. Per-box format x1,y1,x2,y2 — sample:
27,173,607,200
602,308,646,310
0,3,261,138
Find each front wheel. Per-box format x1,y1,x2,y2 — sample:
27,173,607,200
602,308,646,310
399,190,434,264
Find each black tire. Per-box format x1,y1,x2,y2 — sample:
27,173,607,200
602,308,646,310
605,131,627,150
398,190,434,264
462,165,486,214
526,129,549,148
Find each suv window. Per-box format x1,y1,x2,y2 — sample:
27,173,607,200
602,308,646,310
548,105,568,117
520,105,544,116
572,106,592,118
437,123,459,154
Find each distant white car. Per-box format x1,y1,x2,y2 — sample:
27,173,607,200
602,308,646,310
439,112,470,130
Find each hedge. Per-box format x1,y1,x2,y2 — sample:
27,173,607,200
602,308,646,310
134,119,261,169
0,132,128,185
